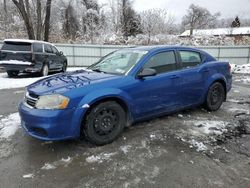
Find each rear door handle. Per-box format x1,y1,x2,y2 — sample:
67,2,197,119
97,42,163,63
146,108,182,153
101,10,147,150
200,68,209,72
170,75,180,79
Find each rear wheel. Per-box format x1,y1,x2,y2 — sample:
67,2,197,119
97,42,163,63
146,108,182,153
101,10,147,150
204,82,225,111
7,70,19,78
83,101,126,145
40,64,49,76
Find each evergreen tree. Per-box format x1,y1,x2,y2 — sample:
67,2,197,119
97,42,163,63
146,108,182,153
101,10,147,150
231,16,241,28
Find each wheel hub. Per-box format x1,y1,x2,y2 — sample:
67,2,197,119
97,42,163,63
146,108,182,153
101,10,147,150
94,109,118,135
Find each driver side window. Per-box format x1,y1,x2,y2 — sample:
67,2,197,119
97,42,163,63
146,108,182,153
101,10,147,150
144,51,177,74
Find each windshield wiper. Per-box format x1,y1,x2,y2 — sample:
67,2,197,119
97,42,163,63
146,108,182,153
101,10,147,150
91,68,107,73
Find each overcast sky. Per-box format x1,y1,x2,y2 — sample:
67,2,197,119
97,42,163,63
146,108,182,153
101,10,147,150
99,0,250,22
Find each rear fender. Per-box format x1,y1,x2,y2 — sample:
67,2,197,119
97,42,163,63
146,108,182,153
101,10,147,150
203,73,227,101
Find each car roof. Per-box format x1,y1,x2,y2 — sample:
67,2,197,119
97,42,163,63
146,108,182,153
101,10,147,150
4,39,55,46
129,45,202,53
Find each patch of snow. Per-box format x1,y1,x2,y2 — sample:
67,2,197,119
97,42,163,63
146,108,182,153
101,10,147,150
41,163,56,170
227,107,249,114
0,67,85,90
0,113,20,139
189,139,208,152
178,114,184,118
86,152,117,164
61,156,71,163
184,120,229,136
120,145,132,154
22,174,34,178
231,63,250,74
150,134,156,139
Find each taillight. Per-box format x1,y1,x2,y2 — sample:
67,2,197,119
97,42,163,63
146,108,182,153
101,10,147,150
228,63,232,74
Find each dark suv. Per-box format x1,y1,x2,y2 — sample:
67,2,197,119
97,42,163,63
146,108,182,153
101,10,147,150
0,39,67,77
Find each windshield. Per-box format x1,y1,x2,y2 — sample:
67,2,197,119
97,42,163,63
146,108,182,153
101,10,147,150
88,50,148,75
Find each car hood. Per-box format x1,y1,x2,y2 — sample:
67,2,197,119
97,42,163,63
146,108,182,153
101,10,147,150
28,70,118,95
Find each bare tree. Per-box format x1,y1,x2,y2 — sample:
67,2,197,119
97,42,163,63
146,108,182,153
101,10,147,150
11,0,53,41
44,0,52,41
141,9,174,44
120,0,141,38
12,0,35,39
63,2,79,40
182,4,220,36
81,0,103,43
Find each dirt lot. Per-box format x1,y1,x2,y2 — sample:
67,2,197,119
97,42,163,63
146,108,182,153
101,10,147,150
0,74,249,188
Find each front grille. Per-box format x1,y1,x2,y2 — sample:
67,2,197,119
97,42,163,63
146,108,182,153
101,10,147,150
25,92,38,108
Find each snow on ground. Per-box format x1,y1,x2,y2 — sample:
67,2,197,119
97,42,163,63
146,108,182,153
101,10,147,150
231,63,250,74
86,152,117,164
0,113,20,140
41,156,73,170
175,118,237,152
0,67,85,90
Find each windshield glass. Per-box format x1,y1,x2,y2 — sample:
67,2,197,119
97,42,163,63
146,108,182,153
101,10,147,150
88,50,148,75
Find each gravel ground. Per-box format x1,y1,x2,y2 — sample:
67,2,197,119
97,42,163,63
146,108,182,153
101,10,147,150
0,74,249,188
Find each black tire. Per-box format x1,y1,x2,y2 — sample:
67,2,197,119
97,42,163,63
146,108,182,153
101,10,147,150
40,64,49,76
204,82,225,111
61,61,67,73
7,70,19,78
83,101,126,145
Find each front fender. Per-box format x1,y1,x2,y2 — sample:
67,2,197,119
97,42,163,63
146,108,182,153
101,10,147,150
70,88,133,137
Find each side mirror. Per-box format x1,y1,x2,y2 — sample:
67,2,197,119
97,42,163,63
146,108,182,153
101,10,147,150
137,68,157,79
59,51,63,55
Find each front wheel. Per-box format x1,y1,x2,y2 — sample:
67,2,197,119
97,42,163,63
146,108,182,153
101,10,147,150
204,82,225,111
7,70,19,77
83,101,126,145
61,61,67,73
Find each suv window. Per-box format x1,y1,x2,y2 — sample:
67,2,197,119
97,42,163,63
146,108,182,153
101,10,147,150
144,51,176,74
33,43,43,52
179,51,201,68
44,44,53,53
1,42,31,51
51,46,59,54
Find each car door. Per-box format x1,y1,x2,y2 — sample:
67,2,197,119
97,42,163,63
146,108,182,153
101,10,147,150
44,44,56,69
129,50,182,119
177,50,208,107
51,46,63,69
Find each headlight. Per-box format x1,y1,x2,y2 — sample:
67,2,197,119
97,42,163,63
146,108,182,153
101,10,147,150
35,94,69,110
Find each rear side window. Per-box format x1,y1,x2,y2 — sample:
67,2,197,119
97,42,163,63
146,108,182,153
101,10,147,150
1,42,31,51
44,44,53,53
144,51,176,74
33,43,43,52
179,51,201,68
51,46,59,54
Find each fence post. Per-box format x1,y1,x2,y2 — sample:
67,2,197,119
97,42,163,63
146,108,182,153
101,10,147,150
218,46,221,60
72,44,76,66
99,45,102,59
248,46,250,64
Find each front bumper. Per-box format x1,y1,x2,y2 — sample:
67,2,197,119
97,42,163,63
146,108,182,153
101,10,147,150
18,102,84,141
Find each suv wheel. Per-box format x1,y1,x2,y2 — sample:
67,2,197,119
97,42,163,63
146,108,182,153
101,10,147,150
40,64,49,76
204,82,225,111
61,62,67,73
83,101,126,145
7,70,19,78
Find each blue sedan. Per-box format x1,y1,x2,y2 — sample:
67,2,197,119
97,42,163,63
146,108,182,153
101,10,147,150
19,46,232,145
